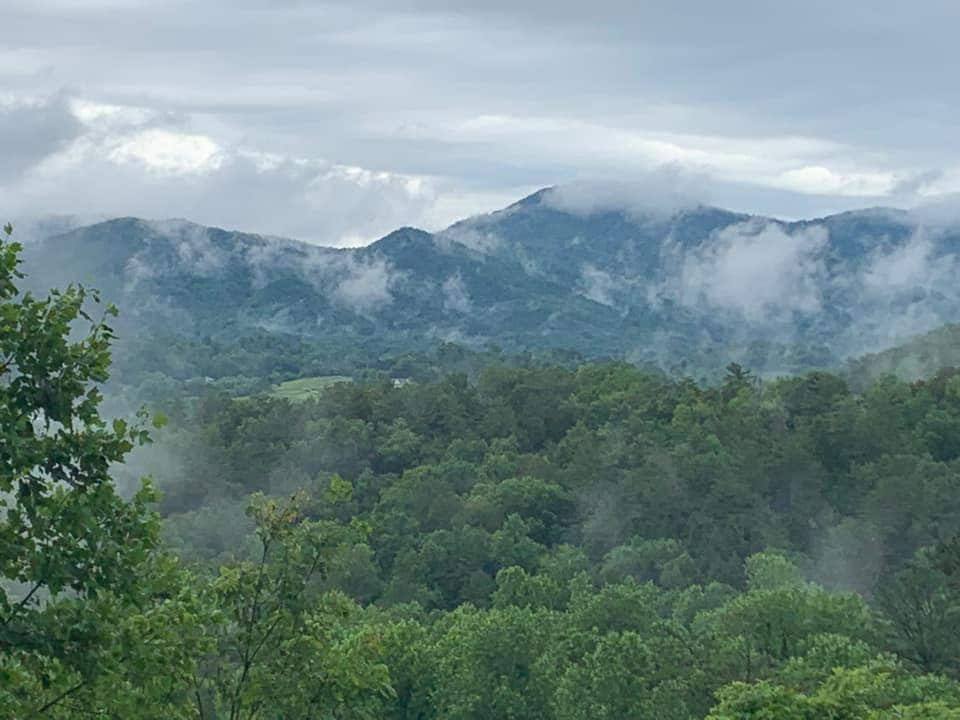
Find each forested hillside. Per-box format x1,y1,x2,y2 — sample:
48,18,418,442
19,189,960,388
847,323,960,388
5,225,960,717
155,362,960,600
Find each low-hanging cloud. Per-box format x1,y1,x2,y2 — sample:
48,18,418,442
579,264,620,307
441,273,472,313
541,170,708,220
841,225,960,353
434,225,504,255
862,231,939,293
644,212,960,355
150,219,231,276
332,256,396,311
2,93,441,247
668,220,828,322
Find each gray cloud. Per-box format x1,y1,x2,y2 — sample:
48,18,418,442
2,2,960,238
0,94,81,181
908,194,960,228
3,110,437,246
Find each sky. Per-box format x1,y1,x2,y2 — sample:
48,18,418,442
2,0,959,246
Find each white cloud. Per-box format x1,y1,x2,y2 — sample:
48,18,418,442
579,264,619,307
1,92,445,246
669,221,828,322
332,257,396,310
915,168,960,198
773,166,897,197
443,114,822,181
70,98,153,128
542,172,705,218
431,114,891,198
862,232,940,293
3,0,960,229
907,193,960,227
149,219,230,274
110,129,224,175
435,225,504,254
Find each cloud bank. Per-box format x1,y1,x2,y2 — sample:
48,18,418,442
5,0,960,241
2,95,443,246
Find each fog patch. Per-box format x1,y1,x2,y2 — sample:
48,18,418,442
123,254,156,291
8,214,100,244
579,264,620,307
808,518,884,596
148,219,231,276
435,225,504,255
838,226,960,354
333,256,396,311
424,324,485,347
862,230,950,294
243,237,347,291
541,170,706,220
667,221,827,322
442,273,472,313
241,236,306,288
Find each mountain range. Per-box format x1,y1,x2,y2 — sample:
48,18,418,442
17,186,960,381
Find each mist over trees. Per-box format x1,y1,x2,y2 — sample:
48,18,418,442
3,224,960,717
19,196,960,400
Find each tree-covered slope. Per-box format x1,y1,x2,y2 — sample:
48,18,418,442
19,189,960,382
847,322,960,386
7,222,960,718
146,358,960,718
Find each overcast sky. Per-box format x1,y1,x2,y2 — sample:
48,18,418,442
2,0,958,245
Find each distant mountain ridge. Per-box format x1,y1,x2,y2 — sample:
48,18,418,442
18,187,960,377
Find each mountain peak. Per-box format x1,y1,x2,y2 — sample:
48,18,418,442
17,188,960,379
511,187,556,208
367,226,433,252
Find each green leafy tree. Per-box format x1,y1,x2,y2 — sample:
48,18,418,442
708,661,960,719
431,605,557,720
696,554,875,684
195,488,393,719
553,630,706,720
878,547,960,678
0,224,189,717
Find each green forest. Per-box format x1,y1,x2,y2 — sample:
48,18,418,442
4,223,960,719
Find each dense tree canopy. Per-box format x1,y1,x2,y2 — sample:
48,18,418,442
3,224,960,717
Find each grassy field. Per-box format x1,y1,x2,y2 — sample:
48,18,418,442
268,375,352,401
